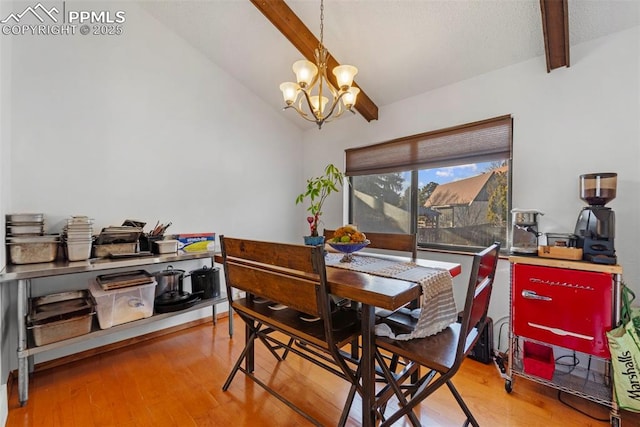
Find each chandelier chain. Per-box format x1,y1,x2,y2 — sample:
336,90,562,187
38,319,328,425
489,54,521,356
319,0,324,49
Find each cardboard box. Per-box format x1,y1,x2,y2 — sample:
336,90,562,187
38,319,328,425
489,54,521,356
174,233,216,253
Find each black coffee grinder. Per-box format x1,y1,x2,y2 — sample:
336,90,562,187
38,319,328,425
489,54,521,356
574,173,617,265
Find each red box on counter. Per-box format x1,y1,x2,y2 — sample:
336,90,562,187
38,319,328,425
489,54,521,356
523,341,555,380
174,233,216,253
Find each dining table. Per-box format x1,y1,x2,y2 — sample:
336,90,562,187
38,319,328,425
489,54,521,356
324,251,462,426
215,249,462,425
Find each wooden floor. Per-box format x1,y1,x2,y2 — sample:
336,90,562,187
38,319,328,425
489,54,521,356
6,315,639,427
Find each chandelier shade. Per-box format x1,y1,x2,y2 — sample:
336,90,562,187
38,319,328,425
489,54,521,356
292,60,318,88
333,65,358,89
279,0,359,129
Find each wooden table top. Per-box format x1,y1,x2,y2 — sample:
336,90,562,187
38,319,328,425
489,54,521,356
326,254,461,310
216,251,461,311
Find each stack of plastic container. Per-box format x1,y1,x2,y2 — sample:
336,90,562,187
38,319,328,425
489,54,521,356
63,216,94,261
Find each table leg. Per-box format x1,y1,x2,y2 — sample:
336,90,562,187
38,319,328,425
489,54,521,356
361,303,376,426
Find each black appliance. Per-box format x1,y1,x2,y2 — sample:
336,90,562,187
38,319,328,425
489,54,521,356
458,313,493,364
469,317,493,364
574,173,617,265
189,265,220,299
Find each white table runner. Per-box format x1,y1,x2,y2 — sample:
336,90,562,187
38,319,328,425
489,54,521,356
325,253,457,340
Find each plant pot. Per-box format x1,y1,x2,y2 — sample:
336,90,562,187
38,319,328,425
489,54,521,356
303,236,325,246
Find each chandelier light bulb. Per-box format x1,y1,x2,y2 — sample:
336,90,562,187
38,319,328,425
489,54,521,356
279,82,300,105
310,95,329,114
342,86,360,109
333,65,358,90
292,60,318,88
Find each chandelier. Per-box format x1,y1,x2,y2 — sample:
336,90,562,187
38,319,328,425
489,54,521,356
279,0,360,129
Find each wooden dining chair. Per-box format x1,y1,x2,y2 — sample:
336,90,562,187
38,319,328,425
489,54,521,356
373,242,501,427
327,229,419,316
324,228,420,359
323,229,417,260
219,236,362,426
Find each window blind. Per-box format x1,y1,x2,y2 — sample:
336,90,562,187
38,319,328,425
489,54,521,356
345,115,512,176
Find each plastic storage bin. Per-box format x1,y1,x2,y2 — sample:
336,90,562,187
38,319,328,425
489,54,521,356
522,341,555,380
89,279,156,329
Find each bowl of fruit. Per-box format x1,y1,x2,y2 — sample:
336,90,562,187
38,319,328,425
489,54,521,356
327,225,370,262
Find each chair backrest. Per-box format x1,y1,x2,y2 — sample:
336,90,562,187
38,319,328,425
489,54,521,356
457,242,501,361
219,236,336,341
324,229,417,259
220,236,325,315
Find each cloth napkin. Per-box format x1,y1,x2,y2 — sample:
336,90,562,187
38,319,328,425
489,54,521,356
325,253,457,340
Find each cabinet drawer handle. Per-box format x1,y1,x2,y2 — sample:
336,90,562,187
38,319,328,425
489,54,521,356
521,290,552,301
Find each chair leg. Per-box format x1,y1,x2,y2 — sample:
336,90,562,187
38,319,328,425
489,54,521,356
281,337,294,359
446,380,480,427
380,371,449,427
389,354,399,372
375,350,422,427
350,336,359,359
338,363,362,427
257,334,293,361
222,328,257,391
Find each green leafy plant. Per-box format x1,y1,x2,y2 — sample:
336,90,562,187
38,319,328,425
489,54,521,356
295,163,344,237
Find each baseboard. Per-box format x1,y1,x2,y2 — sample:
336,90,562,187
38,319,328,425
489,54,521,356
11,312,228,376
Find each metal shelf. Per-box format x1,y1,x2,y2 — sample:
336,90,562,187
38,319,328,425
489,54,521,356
19,296,227,358
0,251,218,282
510,338,613,407
3,251,232,406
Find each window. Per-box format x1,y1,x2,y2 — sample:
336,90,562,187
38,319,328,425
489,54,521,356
347,115,512,253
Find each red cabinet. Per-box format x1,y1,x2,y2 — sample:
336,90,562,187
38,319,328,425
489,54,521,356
512,263,613,358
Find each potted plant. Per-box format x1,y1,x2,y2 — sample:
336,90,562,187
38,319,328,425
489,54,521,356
295,163,344,245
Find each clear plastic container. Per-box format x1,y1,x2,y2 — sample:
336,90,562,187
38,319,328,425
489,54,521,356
579,172,617,205
89,280,156,329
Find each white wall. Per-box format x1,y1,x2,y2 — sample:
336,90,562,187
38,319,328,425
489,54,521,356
1,1,305,372
0,0,11,422
301,26,640,351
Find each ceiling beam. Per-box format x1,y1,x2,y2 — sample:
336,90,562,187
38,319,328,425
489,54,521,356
250,0,379,123
540,0,570,72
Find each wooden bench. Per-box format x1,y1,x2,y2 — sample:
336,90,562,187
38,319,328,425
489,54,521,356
220,236,361,426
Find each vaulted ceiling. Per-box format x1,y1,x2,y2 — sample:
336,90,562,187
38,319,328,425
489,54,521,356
141,0,639,130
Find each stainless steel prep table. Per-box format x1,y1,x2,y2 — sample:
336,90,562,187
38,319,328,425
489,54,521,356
0,251,232,406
